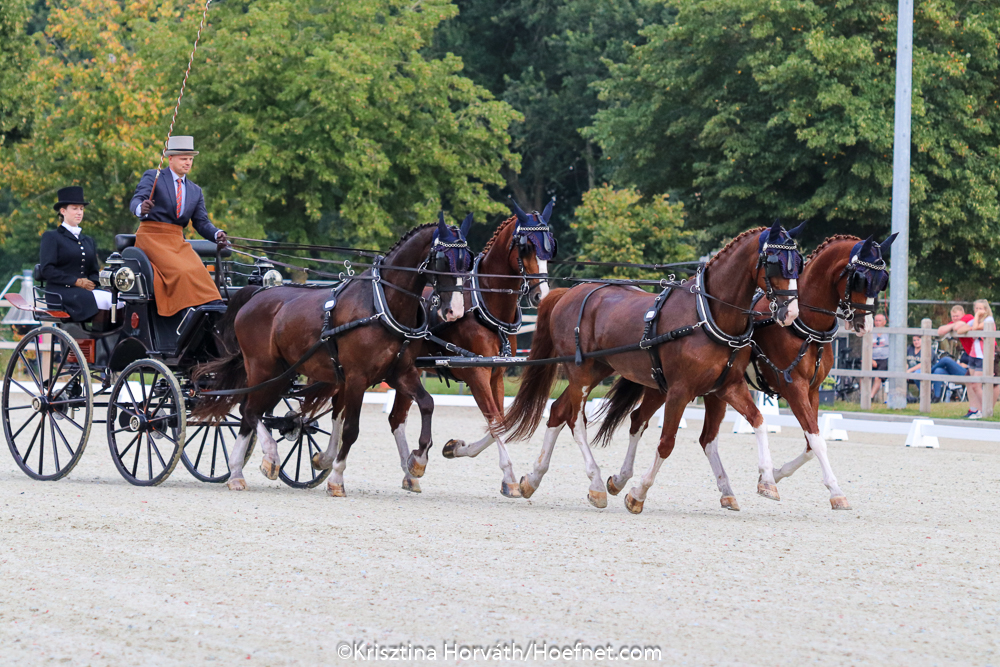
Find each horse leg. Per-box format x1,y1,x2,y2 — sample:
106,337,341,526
606,388,661,496
625,392,684,514
311,393,345,471
228,365,283,488
565,384,608,508
518,387,574,499
775,386,849,510
722,383,779,500
386,388,421,493
699,394,739,510
392,367,434,481
225,422,256,491
326,383,365,498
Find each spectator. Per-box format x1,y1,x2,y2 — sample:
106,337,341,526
956,299,997,419
871,313,889,401
906,334,937,400
933,305,970,402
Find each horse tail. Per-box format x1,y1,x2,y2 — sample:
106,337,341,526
593,377,646,447
190,286,261,420
501,288,568,441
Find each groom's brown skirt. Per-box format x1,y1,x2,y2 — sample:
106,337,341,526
135,221,220,317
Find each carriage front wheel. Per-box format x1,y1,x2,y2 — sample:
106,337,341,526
2,326,93,481
107,359,185,486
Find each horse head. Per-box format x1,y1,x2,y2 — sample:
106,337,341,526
430,212,474,322
509,197,557,306
755,219,804,327
838,233,896,335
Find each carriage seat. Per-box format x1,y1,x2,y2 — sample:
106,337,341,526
114,234,232,258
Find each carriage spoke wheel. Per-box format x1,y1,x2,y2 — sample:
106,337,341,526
107,359,185,486
182,413,255,483
2,326,93,481
269,398,332,489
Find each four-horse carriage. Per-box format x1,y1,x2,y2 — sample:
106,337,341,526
0,234,326,487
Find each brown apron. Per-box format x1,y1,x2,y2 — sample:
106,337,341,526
135,221,220,317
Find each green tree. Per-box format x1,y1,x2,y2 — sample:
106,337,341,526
0,0,35,146
572,185,695,280
588,0,1000,300
180,0,520,248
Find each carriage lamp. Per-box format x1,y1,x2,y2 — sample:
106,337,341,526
99,252,125,289
248,259,283,287
113,267,136,293
262,269,283,287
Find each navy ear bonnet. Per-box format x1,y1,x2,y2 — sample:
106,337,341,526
846,235,893,297
431,213,473,273
510,198,558,261
758,221,803,280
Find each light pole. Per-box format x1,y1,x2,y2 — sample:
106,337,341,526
887,0,913,410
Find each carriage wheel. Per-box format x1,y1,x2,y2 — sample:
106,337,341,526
182,414,256,483
268,398,332,489
2,326,93,481
107,359,185,486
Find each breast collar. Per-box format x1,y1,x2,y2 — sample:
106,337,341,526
694,267,754,348
371,258,429,340
468,254,522,355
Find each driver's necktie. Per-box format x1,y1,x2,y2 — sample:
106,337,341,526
176,178,183,217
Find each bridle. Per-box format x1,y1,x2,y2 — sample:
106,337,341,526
756,235,802,320
417,230,472,312
836,254,888,323
509,218,556,300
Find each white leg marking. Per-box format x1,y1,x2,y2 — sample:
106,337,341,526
393,424,412,474
805,432,846,499
610,422,646,491
773,445,815,482
629,453,665,502
494,433,516,485
256,421,280,466
755,425,777,486
525,425,563,489
570,393,603,493
703,437,735,498
227,431,253,481
458,431,495,458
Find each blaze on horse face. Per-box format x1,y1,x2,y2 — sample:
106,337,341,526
510,198,557,306
843,233,897,336
432,213,474,322
757,219,805,327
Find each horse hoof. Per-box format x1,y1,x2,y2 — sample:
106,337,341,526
227,478,246,491
326,482,346,498
518,476,536,499
830,496,852,510
441,439,462,459
588,489,608,509
260,458,280,480
757,481,780,501
720,495,740,511
402,477,421,494
624,492,644,515
501,480,522,498
606,476,623,496
406,453,426,478
311,453,331,471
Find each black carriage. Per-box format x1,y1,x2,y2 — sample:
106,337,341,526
2,236,331,488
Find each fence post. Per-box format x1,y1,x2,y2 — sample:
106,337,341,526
860,330,873,410
919,318,932,413
984,320,996,418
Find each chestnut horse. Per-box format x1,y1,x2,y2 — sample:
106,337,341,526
601,234,895,511
192,218,472,495
502,221,804,513
387,201,556,497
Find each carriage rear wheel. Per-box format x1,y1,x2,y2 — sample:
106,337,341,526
182,413,256,483
2,326,93,481
267,398,332,489
107,359,185,486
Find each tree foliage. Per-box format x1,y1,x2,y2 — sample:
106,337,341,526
588,0,1000,300
0,0,36,146
572,185,694,280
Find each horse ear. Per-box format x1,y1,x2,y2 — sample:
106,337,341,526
437,212,450,239
459,212,473,239
880,232,899,259
541,197,555,224
859,236,874,258
509,197,528,223
788,219,808,238
768,218,782,240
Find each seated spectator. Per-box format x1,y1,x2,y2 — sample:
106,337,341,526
956,299,997,419
905,334,937,400
871,313,888,401
933,305,970,402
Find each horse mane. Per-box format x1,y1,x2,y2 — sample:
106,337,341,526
481,215,517,255
383,222,437,258
705,227,766,269
805,234,861,264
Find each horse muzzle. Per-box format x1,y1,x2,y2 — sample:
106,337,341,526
441,287,465,322
776,298,799,327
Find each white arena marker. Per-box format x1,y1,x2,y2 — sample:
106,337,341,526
733,392,779,434
655,405,686,429
819,413,849,441
905,419,939,449
382,390,395,413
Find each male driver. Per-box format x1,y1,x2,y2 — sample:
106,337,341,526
129,135,227,317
